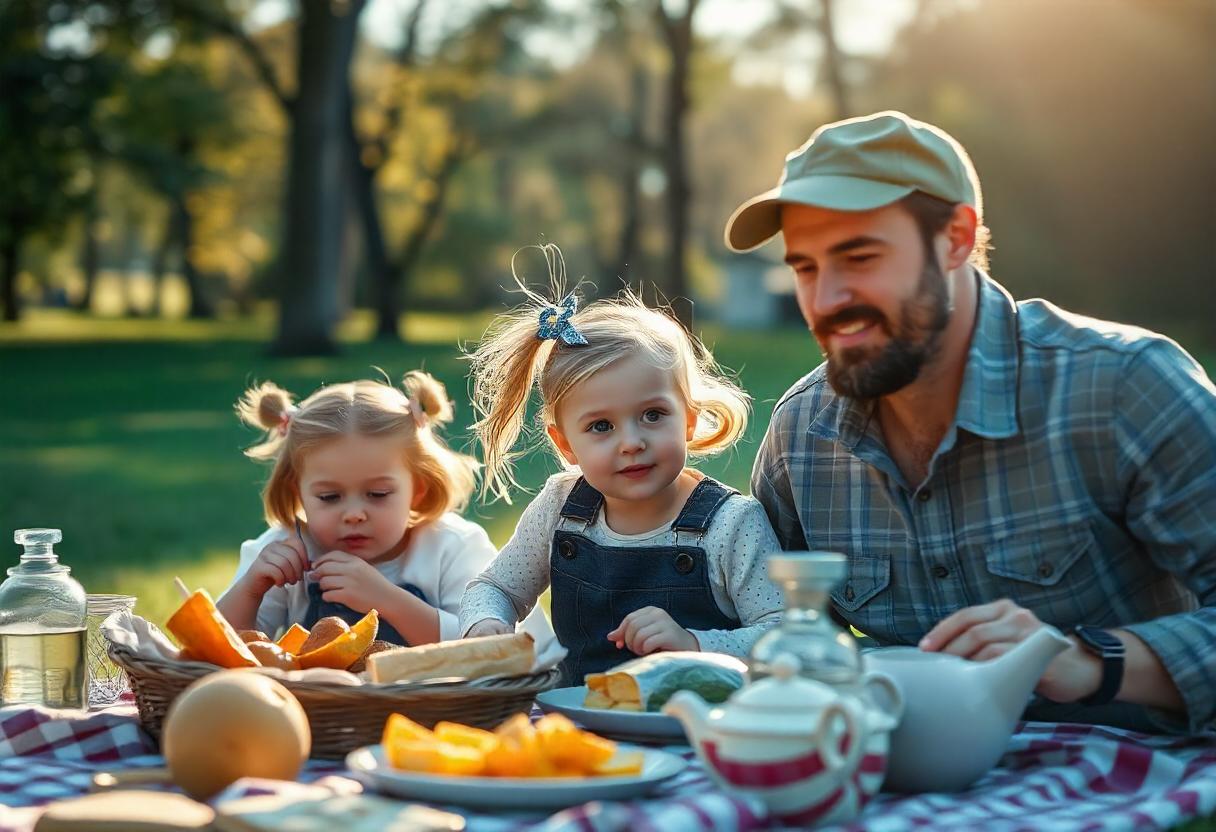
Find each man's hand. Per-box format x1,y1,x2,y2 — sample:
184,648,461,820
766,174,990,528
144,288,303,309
919,598,1102,703
309,551,397,614
607,607,698,655
466,618,513,638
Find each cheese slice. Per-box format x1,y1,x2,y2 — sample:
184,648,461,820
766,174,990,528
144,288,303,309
368,632,535,684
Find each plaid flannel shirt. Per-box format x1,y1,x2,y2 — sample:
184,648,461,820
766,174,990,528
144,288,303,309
752,272,1216,734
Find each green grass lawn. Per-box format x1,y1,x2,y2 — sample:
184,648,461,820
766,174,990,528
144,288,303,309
0,309,821,627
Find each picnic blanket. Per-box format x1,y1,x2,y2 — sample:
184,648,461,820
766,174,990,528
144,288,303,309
0,699,1213,831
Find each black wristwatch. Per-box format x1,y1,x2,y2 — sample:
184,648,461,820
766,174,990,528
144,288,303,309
1073,625,1125,706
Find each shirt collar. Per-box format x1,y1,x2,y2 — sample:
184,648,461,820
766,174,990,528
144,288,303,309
808,269,1021,447
955,270,1021,439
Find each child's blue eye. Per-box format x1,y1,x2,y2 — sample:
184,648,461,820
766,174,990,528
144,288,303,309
588,419,613,433
642,409,666,424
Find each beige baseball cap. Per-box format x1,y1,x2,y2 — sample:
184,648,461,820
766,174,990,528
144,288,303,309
724,110,983,252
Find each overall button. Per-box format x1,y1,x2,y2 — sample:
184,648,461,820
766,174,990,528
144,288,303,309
917,489,932,503
844,584,855,602
1037,562,1054,579
558,540,576,559
674,552,695,574
931,564,950,579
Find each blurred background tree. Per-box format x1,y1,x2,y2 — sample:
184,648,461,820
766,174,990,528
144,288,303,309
5,0,1211,344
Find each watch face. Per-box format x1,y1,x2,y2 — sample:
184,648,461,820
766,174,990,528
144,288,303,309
1076,626,1124,656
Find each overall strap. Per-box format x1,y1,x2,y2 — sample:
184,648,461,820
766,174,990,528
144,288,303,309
558,477,604,525
671,477,738,536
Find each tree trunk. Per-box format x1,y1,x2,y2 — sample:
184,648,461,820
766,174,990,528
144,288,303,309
1,233,19,322
150,209,174,317
395,141,465,298
818,0,851,120
614,63,647,282
76,178,100,312
171,192,213,319
343,90,399,340
658,0,698,329
271,0,365,356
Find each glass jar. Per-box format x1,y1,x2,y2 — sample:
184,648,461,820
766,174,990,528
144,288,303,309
0,529,89,708
750,551,863,687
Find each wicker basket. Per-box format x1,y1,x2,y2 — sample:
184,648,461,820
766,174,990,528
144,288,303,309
108,641,560,759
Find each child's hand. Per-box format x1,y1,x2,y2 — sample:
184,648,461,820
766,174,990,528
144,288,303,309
309,551,395,614
607,607,698,655
466,618,513,638
242,539,309,596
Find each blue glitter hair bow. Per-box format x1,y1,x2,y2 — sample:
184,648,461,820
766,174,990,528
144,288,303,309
536,294,588,346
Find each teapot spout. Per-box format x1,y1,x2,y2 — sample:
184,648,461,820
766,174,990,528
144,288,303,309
977,625,1071,720
662,691,713,746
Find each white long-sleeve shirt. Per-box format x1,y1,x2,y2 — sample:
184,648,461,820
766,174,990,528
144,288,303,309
232,513,497,642
460,471,785,657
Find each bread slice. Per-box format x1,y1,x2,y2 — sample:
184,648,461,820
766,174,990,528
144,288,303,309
368,632,535,684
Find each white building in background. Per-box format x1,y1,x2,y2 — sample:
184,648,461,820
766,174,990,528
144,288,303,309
716,250,800,329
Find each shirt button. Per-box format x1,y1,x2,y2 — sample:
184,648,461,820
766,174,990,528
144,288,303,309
917,489,932,503
844,584,856,602
1038,562,1054,579
558,540,576,559
932,564,950,579
674,552,695,574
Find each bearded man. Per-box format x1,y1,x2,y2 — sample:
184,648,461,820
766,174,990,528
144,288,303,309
734,111,1216,734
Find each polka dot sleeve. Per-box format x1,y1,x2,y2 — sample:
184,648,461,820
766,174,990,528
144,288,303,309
688,495,786,656
458,472,580,635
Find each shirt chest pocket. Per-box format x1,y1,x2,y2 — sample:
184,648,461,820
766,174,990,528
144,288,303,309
977,523,1100,614
831,556,891,613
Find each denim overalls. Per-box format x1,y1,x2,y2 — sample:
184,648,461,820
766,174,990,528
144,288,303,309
550,476,742,685
303,581,425,647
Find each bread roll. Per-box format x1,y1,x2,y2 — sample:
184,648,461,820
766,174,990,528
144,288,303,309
368,633,535,684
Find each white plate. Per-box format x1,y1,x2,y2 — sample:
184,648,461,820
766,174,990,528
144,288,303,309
346,743,686,810
534,685,688,742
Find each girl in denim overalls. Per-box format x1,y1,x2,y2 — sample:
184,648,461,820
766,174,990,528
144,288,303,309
460,248,784,685
218,371,496,648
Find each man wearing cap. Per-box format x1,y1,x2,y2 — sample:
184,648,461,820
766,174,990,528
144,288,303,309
738,111,1216,733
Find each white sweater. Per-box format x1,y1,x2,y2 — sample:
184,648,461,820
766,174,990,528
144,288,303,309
232,512,497,642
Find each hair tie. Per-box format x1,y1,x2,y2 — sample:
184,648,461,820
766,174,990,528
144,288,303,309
537,294,588,346
408,399,429,430
277,407,296,437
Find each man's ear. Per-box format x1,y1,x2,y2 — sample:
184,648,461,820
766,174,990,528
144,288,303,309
546,424,579,465
942,203,979,271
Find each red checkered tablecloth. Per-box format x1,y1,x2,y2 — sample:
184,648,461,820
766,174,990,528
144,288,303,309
0,698,1212,831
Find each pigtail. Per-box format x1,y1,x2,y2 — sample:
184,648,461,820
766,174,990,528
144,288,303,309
467,244,578,503
685,337,751,456
467,314,554,503
402,370,454,428
236,381,296,461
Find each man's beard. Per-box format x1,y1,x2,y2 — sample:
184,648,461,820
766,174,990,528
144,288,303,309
818,259,952,401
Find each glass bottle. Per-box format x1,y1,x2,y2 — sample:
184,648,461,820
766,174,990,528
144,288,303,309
750,551,863,688
0,529,88,708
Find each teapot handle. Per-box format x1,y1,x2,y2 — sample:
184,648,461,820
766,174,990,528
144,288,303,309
861,670,904,723
815,702,861,773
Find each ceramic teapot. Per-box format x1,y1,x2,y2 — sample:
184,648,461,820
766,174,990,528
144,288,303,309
864,624,1071,792
663,654,901,826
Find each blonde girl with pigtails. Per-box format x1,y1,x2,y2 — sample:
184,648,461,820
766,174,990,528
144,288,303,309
217,371,497,648
459,246,784,685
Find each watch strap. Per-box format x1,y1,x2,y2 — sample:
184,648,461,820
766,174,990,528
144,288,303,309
1074,626,1125,707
